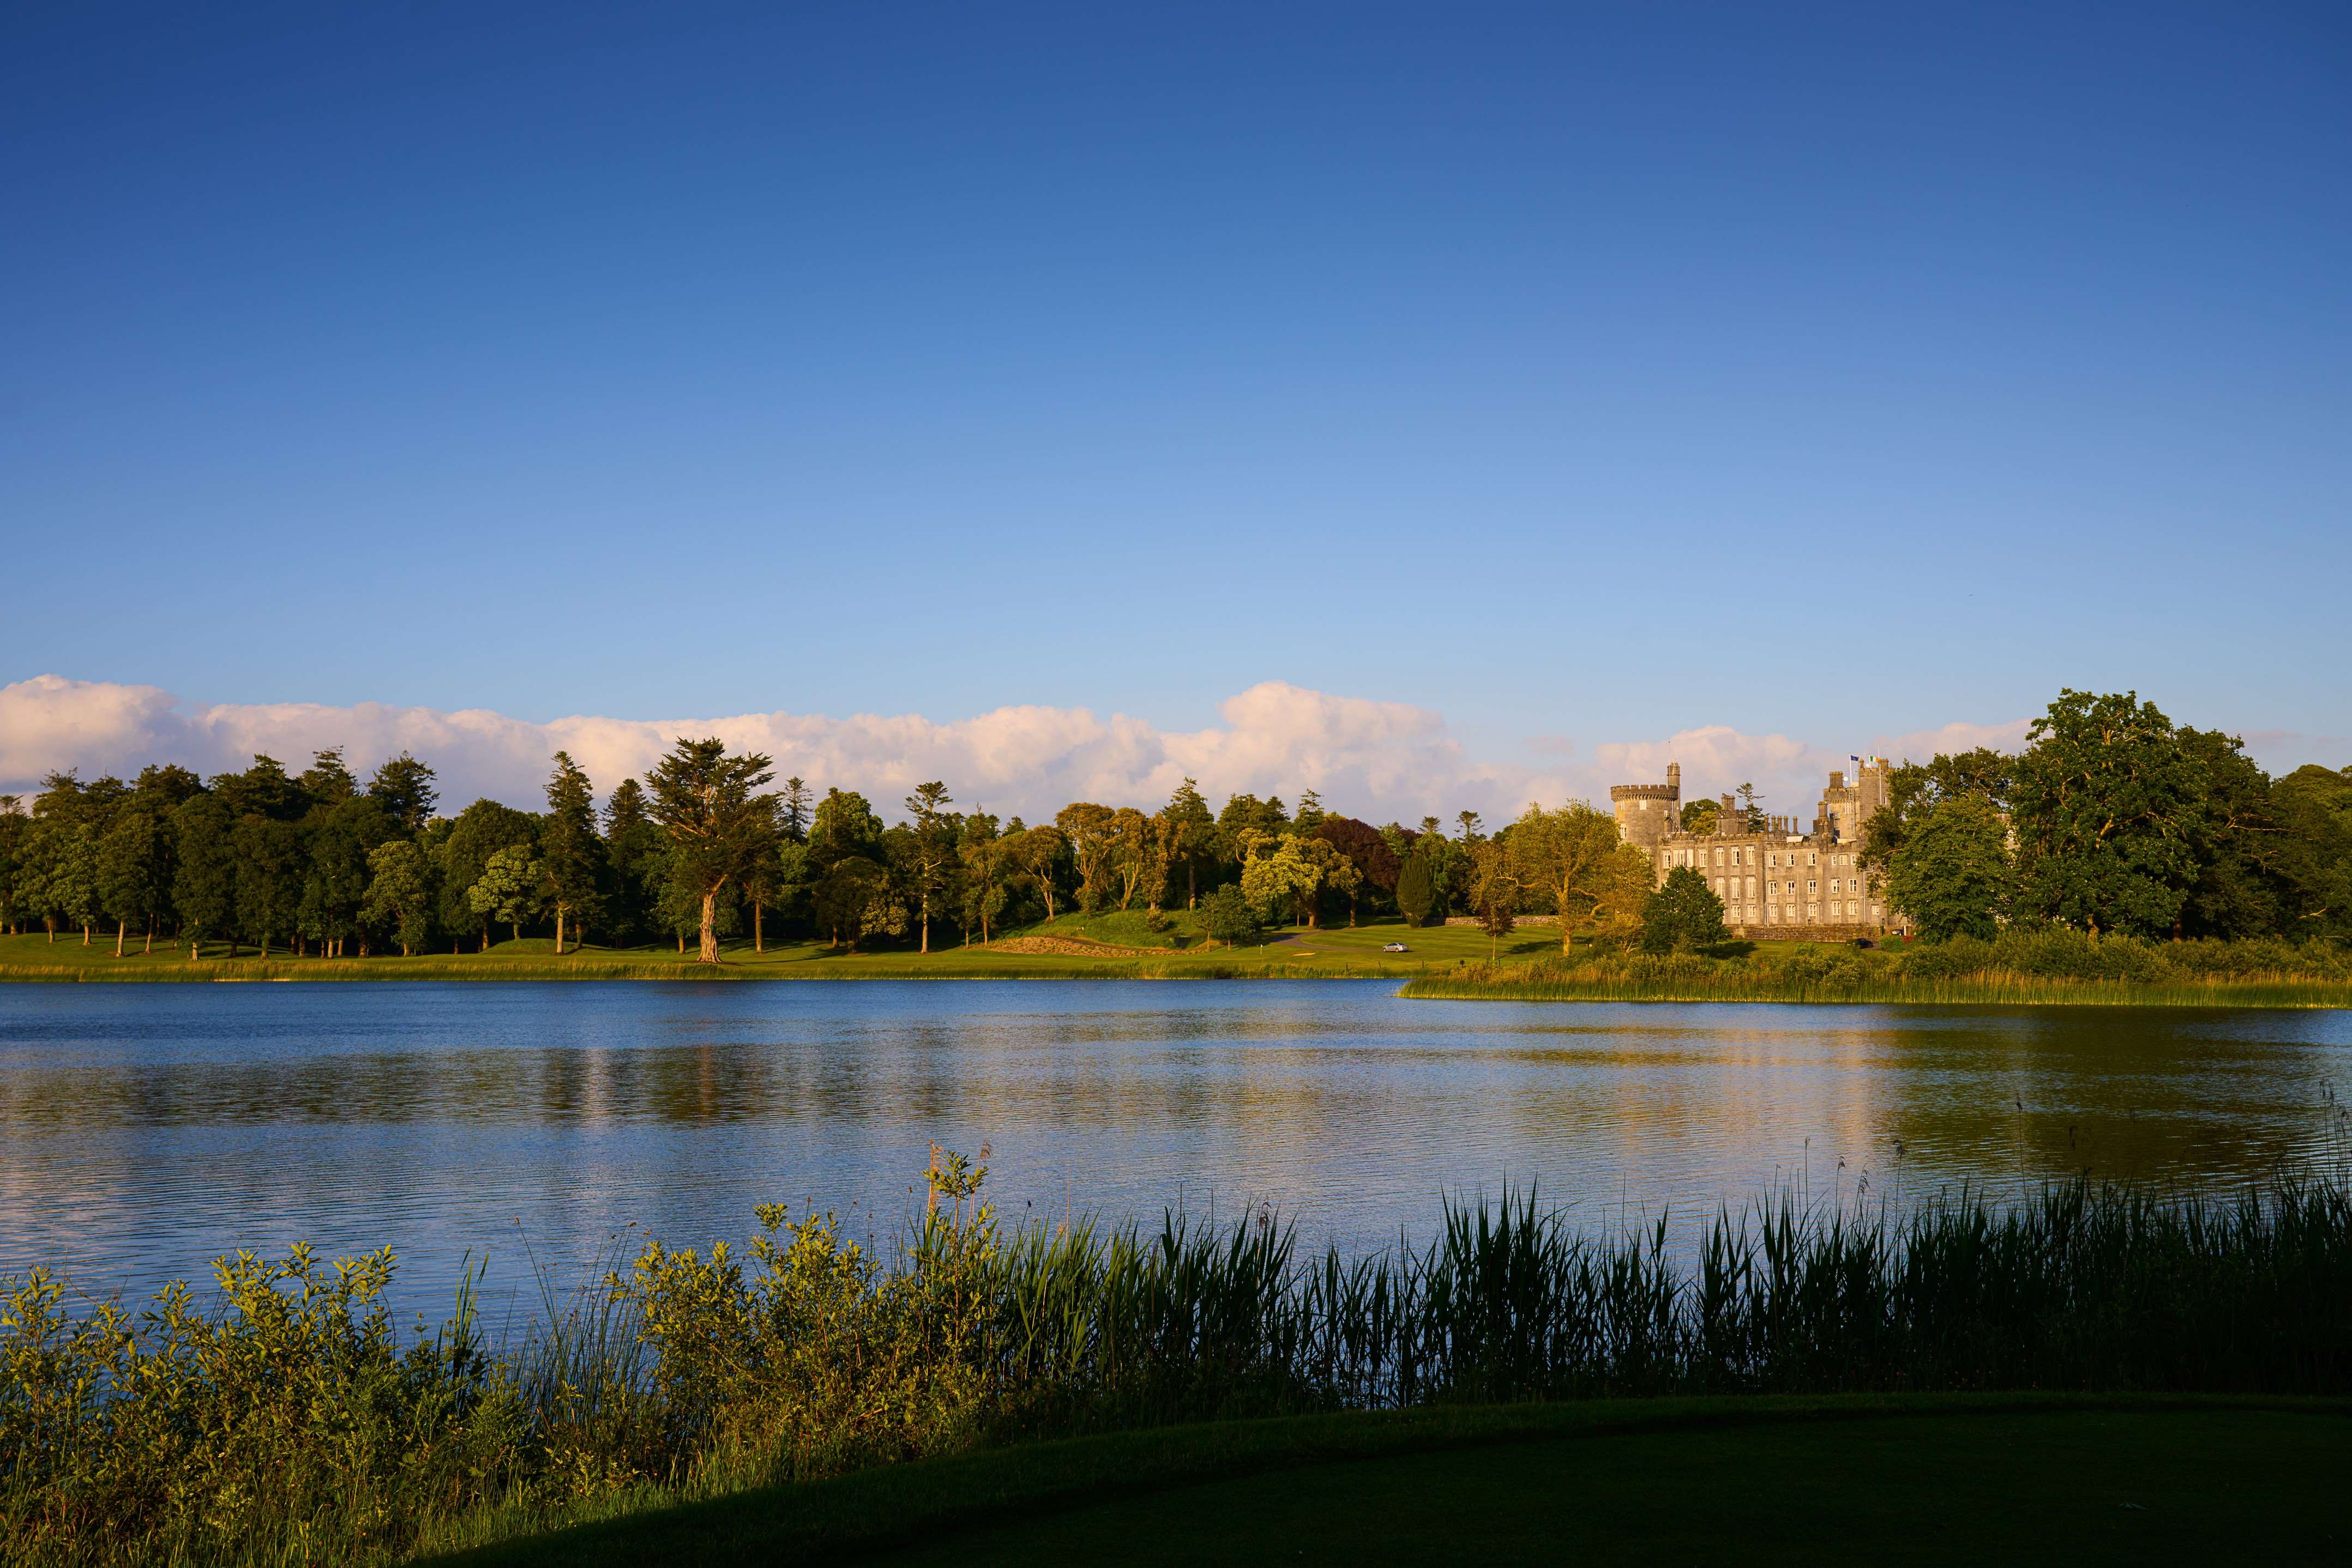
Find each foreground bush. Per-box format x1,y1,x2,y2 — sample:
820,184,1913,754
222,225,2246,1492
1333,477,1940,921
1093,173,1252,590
6,1158,2351,1565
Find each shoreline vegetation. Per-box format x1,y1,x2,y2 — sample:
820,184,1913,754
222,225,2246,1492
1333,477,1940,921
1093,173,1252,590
4,923,2347,1008
4,1157,2348,1565
1401,928,2352,1009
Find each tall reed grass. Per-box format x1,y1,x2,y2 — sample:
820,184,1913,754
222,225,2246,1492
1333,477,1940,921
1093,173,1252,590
1406,931,2352,1007
7,1157,2349,1565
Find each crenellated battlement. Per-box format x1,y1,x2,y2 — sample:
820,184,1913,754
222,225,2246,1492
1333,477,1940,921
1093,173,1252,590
1608,783,1679,800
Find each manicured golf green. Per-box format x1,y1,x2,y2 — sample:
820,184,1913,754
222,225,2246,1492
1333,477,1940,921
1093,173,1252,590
435,1397,2350,1567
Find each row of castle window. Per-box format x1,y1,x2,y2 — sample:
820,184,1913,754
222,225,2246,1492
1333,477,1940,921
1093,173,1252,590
1665,847,1863,872
1714,898,1875,924
1712,877,1865,898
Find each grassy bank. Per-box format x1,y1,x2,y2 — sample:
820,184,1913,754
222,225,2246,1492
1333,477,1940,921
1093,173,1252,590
0,919,1559,984
438,1397,2352,1566
1403,929,2352,1008
6,1163,2349,1565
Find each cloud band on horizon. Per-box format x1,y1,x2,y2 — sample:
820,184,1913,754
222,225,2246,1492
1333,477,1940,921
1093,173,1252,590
2,673,2046,826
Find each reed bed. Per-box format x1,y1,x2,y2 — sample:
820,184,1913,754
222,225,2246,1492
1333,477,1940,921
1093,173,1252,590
1405,931,2352,1008
6,1161,2350,1566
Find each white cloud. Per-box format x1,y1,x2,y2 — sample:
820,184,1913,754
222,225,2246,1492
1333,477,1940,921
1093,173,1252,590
0,673,2031,827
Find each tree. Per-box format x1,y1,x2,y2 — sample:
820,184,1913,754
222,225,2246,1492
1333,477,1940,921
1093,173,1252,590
436,800,539,951
1055,803,1118,912
299,797,395,956
367,752,440,835
1861,747,2014,875
0,802,25,936
1395,849,1440,927
1468,840,1519,959
901,782,959,954
1641,866,1727,954
539,752,606,954
172,794,238,957
814,855,900,951
1885,795,2012,942
1109,806,1155,910
1679,797,1720,835
958,812,1010,945
1240,839,1320,926
2175,728,2284,940
1734,782,1767,834
96,807,170,955
602,779,664,944
645,738,777,963
232,816,305,956
212,755,306,824
297,749,358,808
468,845,546,944
1008,825,1067,922
1201,883,1260,949
1162,779,1217,909
1294,789,1326,832
2010,690,2204,938
1314,817,1400,922
1506,801,1629,954
2271,765,2352,942
778,777,813,843
360,839,435,956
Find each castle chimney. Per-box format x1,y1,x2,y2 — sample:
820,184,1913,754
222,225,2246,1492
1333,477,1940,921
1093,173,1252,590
1666,762,1680,791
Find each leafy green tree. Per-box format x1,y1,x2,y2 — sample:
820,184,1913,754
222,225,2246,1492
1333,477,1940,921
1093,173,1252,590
232,816,305,957
958,812,1010,945
901,782,960,954
0,801,25,936
814,855,900,951
1240,839,1320,926
1055,802,1118,912
436,800,539,951
1507,801,1632,953
366,752,440,835
1679,798,1719,835
360,839,435,956
468,845,546,945
1885,795,2013,942
1640,866,1727,954
172,794,238,957
1007,825,1067,922
131,764,204,812
1201,883,1260,949
1395,849,1439,927
539,752,606,954
1862,747,2015,874
1468,840,1519,959
96,807,171,955
2175,727,2286,939
299,797,396,956
646,738,777,963
212,755,306,823
2271,765,2352,942
2011,690,2205,938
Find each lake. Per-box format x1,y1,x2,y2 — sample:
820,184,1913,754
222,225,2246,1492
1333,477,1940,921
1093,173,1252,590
2,981,2347,1326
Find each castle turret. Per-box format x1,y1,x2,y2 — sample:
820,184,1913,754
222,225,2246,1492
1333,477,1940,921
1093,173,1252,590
1609,762,1681,852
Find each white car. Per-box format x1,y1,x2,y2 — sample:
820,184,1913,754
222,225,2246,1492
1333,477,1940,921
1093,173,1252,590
1381,942,1410,952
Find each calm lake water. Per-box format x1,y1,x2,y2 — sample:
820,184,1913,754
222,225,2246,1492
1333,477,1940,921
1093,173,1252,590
2,981,2348,1325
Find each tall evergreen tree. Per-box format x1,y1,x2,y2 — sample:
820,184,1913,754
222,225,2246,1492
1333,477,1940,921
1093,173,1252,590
539,752,606,954
366,752,440,835
601,779,663,945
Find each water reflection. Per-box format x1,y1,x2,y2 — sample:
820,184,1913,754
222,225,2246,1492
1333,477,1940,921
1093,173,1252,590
1,982,2344,1322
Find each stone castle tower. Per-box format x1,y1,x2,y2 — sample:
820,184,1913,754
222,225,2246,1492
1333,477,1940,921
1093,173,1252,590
1609,761,1680,852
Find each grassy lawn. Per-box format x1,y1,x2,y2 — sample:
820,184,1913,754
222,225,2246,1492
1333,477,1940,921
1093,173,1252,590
0,917,1565,981
429,1395,2351,1566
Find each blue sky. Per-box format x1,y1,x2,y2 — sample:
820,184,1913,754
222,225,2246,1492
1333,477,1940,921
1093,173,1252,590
4,2,2347,787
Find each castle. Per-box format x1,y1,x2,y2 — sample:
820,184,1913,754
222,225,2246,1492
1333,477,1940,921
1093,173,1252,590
1609,759,1904,938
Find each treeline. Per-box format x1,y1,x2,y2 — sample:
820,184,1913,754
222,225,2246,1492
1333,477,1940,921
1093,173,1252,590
1863,689,2352,945
0,739,1643,962
5,686,2344,963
